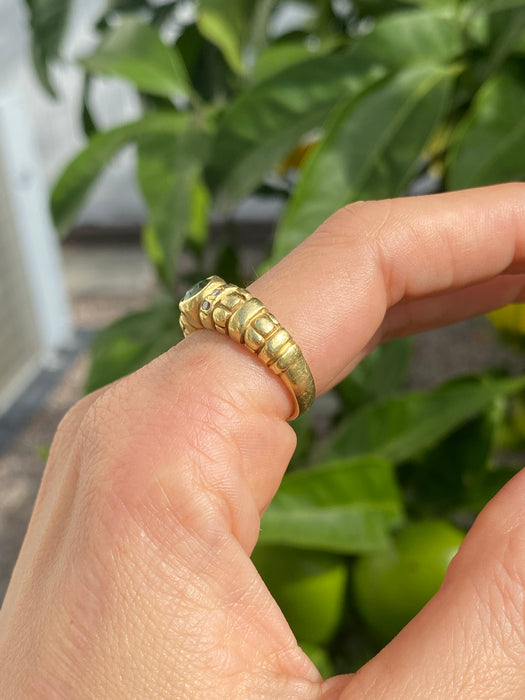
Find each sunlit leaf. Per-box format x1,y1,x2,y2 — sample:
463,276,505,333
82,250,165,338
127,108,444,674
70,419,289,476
197,0,249,74
207,49,383,210
23,0,72,96
448,71,525,189
52,112,187,236
137,122,212,287
252,37,341,83
259,456,404,554
355,9,462,69
271,62,457,262
316,375,525,465
82,17,191,98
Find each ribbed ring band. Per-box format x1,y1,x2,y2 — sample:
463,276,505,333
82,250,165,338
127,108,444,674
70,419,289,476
179,276,315,420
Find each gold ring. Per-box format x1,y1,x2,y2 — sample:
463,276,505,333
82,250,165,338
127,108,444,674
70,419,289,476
179,276,315,420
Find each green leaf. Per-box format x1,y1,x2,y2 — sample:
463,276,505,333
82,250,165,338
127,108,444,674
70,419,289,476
259,456,404,554
248,0,279,57
51,112,187,236
355,9,462,70
151,2,178,27
485,6,525,75
270,62,457,263
105,0,146,11
176,24,233,104
252,37,341,83
515,29,525,53
289,411,315,470
401,0,461,8
337,338,412,409
137,121,211,287
479,0,525,12
352,0,422,14
188,179,212,248
23,0,72,97
463,465,519,513
80,75,98,138
207,49,383,210
197,0,249,74
315,375,525,465
400,396,519,517
399,410,497,516
215,243,242,286
85,301,183,393
447,71,525,189
300,642,334,681
81,17,191,98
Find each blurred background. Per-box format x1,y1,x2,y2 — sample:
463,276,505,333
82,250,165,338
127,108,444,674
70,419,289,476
0,0,158,603
2,0,525,677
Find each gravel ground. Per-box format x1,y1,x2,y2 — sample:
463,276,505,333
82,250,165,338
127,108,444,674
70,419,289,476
1,242,524,602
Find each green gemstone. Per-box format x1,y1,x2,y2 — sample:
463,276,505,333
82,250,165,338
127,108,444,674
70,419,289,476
183,278,211,301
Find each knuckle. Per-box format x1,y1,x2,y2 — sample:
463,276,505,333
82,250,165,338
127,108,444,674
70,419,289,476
322,198,395,246
308,200,375,253
70,354,252,529
51,390,104,453
311,198,405,305
42,389,109,490
54,337,288,553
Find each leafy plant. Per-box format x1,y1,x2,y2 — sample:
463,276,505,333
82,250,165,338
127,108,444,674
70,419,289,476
27,0,525,673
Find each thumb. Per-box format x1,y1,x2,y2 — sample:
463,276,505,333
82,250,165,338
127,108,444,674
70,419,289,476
331,468,525,699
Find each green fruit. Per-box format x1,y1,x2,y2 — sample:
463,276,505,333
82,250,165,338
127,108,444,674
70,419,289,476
512,395,525,438
353,520,464,644
493,396,525,450
252,545,348,645
299,642,334,679
489,304,525,335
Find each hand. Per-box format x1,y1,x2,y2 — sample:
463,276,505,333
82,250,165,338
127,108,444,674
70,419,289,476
2,184,525,699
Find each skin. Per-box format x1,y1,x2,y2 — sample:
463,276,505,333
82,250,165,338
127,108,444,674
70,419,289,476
2,184,525,698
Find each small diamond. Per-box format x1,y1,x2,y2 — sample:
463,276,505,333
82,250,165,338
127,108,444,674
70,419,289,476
183,278,211,301
202,300,211,310
211,289,221,297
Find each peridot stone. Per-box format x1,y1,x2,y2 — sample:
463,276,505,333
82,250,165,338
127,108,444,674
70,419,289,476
183,278,211,301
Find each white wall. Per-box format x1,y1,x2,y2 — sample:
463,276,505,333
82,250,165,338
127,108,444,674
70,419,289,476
2,0,292,228
2,0,146,226
0,1,77,410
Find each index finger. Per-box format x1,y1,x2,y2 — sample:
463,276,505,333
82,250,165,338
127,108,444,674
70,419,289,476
249,182,525,394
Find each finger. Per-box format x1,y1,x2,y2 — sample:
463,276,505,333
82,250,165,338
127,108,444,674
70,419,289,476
329,467,525,699
328,274,525,388
250,183,525,393
382,273,525,340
